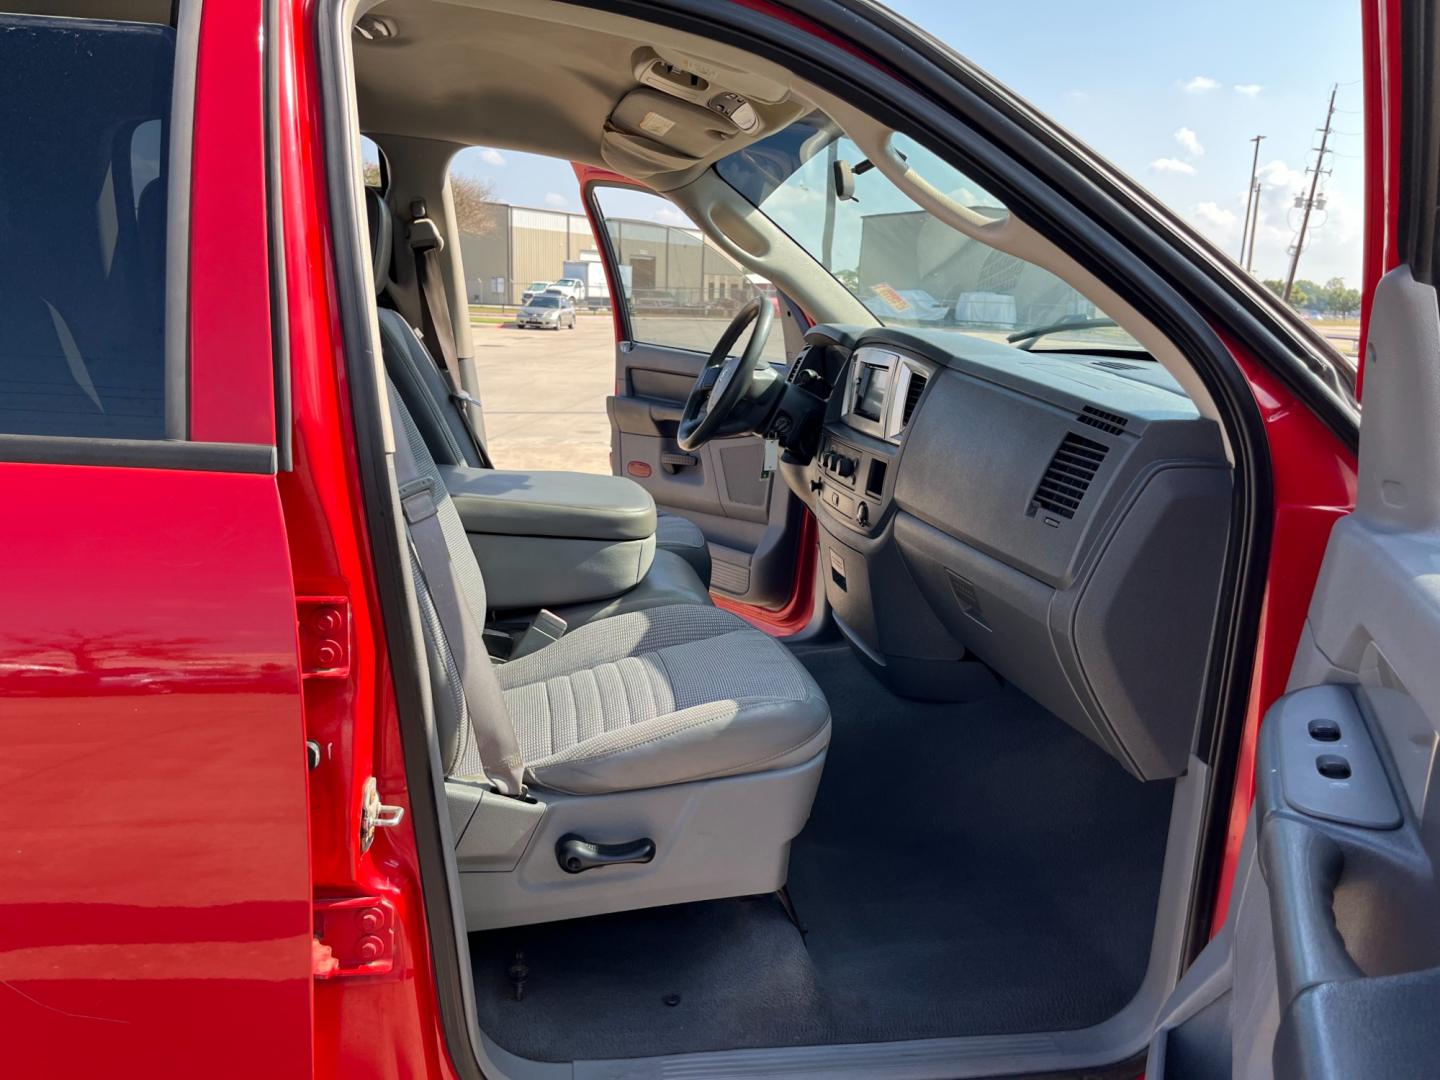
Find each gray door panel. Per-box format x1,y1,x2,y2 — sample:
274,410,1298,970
1148,268,1440,1079
610,339,798,605
589,184,801,606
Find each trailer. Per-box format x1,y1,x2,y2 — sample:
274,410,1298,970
563,258,629,309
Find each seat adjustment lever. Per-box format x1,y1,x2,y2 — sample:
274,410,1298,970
555,833,656,874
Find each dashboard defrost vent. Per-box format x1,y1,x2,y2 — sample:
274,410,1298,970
1032,433,1108,519
1077,405,1128,436
901,372,928,426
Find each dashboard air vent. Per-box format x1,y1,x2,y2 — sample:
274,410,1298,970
1077,405,1128,436
785,346,811,384
901,372,928,425
1032,433,1108,519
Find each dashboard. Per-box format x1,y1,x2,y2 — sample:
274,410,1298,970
778,324,1232,782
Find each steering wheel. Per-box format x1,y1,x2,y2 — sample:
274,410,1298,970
676,296,775,452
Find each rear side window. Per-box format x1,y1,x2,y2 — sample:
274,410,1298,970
0,16,176,440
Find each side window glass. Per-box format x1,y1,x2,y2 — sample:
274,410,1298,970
591,187,788,364
0,15,176,440
361,135,385,190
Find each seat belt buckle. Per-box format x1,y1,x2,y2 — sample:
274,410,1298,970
514,609,567,658
407,209,445,254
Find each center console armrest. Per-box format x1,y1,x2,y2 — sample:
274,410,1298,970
438,466,656,541
437,466,658,610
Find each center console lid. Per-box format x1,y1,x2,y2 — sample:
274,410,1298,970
438,466,656,541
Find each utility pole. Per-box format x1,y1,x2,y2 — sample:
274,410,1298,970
1245,178,1262,272
1283,85,1337,302
1238,134,1264,266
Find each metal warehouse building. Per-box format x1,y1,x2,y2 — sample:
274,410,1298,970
458,201,753,308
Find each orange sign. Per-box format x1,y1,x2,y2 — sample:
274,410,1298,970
870,282,910,312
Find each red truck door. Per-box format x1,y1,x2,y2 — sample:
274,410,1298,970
0,7,312,1077
1144,2,1440,1075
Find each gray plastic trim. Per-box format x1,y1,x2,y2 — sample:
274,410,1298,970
1271,684,1402,829
166,1,200,440
459,752,825,931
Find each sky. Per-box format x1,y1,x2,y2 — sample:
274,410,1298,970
449,0,1366,287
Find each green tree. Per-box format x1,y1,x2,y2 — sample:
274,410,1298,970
1320,277,1361,317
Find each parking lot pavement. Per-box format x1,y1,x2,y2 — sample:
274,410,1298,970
470,316,616,475
468,312,782,475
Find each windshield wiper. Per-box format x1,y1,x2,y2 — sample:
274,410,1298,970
1006,316,1119,348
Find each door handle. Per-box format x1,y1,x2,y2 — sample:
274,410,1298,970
660,450,699,474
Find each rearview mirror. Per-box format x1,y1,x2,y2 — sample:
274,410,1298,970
832,159,857,202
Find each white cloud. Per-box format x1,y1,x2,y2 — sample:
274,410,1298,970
1193,201,1237,231
1182,75,1220,94
1220,159,1364,281
478,147,506,166
543,192,569,209
649,205,691,226
1174,126,1205,158
1150,157,1197,175
1184,201,1242,254
1233,83,1263,97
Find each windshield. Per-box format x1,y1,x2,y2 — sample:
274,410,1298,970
528,295,560,308
715,114,1142,352
526,281,549,291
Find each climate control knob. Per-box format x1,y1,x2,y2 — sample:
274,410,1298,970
856,501,870,527
837,456,856,479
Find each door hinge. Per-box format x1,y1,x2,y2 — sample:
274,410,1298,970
360,776,405,853
296,596,351,678
313,895,396,979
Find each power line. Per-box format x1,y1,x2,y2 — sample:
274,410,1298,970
1283,84,1337,301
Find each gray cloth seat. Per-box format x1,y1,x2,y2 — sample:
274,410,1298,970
365,188,712,587
395,379,830,799
490,605,830,795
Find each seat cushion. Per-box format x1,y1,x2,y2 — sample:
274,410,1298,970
655,511,712,588
487,605,830,795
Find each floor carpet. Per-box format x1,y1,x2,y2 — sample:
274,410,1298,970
471,644,1174,1062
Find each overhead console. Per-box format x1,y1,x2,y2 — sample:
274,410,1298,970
785,326,1232,781
601,48,806,181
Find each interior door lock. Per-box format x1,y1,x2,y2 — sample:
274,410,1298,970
360,777,406,853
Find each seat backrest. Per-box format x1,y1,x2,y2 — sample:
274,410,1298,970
387,377,514,780
366,187,483,469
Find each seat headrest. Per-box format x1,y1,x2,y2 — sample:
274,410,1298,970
365,187,392,297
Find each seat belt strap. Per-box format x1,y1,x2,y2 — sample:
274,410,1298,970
407,201,492,467
391,410,527,797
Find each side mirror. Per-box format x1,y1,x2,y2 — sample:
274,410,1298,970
832,159,857,202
